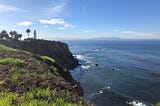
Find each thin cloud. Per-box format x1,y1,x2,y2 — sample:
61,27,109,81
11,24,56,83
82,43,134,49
0,4,28,13
18,21,33,26
39,18,65,25
39,18,76,30
84,30,96,33
59,24,76,30
44,3,66,17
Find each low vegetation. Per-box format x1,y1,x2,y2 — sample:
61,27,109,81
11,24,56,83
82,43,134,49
41,56,56,64
0,44,16,51
0,90,83,106
0,58,25,66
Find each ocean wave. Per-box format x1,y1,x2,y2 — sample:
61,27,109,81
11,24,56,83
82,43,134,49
74,54,93,70
89,90,150,106
74,54,86,61
92,48,104,52
98,86,111,94
81,65,91,70
126,100,147,106
88,85,111,99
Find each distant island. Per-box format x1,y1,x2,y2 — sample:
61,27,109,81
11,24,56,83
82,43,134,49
91,37,121,40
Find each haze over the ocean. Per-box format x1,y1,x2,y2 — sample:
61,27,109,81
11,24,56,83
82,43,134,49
0,0,160,40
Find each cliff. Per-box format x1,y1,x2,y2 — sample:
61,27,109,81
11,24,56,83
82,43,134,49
0,39,78,69
0,43,85,105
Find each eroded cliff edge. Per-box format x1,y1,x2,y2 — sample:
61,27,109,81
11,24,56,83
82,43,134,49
0,39,78,69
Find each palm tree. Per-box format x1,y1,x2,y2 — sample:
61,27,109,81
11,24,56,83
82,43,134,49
26,29,31,38
13,31,18,39
18,34,22,40
9,31,14,38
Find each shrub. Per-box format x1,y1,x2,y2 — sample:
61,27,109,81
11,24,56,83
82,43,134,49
51,66,58,74
0,44,16,51
41,56,56,64
0,58,25,66
0,92,15,106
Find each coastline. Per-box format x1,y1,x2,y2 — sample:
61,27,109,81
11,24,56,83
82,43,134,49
0,39,92,105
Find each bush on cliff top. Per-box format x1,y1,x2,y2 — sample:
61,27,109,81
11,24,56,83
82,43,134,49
41,56,56,64
0,44,16,51
0,58,25,66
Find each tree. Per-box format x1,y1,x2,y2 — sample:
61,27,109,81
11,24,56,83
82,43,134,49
19,34,22,40
9,31,14,38
13,31,18,39
0,30,9,39
26,29,31,38
9,31,22,40
9,31,17,39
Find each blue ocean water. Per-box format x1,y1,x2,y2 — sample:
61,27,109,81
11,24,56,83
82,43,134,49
65,40,160,106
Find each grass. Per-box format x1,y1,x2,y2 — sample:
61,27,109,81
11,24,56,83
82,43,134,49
0,88,84,106
0,44,16,51
11,72,19,82
0,58,25,66
41,56,56,64
157,102,160,106
9,69,33,82
0,92,15,106
51,66,58,74
17,69,31,74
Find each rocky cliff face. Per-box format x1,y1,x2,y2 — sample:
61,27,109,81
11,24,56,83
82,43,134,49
0,39,78,69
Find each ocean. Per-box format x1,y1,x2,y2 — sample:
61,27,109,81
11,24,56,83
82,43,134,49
64,40,160,106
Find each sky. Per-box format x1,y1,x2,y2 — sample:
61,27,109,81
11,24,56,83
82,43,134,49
0,0,160,40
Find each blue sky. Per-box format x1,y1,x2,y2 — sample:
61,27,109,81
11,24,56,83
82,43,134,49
0,0,160,40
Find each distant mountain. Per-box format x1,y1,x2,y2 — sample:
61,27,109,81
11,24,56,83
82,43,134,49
91,37,121,40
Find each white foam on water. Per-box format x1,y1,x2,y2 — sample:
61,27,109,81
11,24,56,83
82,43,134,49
81,65,91,70
99,90,103,94
93,49,100,51
93,48,105,52
85,60,92,65
127,100,147,106
89,87,107,98
107,86,111,89
98,86,111,94
74,54,86,61
74,55,92,70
